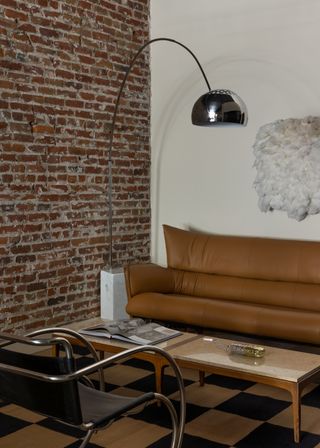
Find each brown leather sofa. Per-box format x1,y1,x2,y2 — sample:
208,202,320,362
124,225,320,345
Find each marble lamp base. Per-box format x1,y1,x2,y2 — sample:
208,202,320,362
100,268,129,320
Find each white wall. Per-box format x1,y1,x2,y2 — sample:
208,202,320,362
150,0,320,265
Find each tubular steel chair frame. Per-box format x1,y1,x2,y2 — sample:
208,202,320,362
0,328,186,448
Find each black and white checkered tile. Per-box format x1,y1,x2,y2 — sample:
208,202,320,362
1,353,320,447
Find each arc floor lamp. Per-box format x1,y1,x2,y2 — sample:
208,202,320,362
101,37,248,335
107,37,248,270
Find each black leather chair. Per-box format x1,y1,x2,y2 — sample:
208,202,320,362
0,328,185,448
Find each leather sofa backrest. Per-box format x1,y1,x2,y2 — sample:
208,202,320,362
163,225,320,284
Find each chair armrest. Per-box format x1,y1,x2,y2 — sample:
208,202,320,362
124,263,176,300
26,328,105,391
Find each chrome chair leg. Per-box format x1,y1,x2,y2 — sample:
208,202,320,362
79,429,95,448
154,393,179,448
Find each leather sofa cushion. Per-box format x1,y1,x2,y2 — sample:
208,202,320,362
126,292,320,345
164,225,320,284
173,270,320,312
125,261,320,312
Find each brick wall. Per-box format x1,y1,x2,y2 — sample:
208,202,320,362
0,0,150,332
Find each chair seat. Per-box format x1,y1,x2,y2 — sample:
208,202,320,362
78,382,155,428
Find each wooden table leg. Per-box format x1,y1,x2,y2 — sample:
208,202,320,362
154,358,167,394
290,383,301,443
52,344,59,357
154,359,167,407
199,370,205,386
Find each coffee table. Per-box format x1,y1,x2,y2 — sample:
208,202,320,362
168,335,320,443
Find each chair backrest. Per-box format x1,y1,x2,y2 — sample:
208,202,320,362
0,346,83,425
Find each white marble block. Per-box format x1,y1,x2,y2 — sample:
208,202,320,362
100,268,129,320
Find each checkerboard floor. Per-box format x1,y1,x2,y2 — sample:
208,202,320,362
2,352,320,448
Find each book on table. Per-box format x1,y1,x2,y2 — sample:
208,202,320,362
79,318,182,345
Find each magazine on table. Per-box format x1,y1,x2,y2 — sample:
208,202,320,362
79,318,182,345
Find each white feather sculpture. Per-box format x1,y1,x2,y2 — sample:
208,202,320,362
253,116,320,221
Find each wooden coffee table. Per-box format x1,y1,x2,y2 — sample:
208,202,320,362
168,335,320,443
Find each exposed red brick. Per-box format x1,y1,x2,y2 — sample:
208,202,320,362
0,0,18,8
4,8,28,20
0,0,151,333
31,124,55,134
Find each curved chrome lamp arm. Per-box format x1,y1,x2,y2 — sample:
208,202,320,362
107,38,211,269
107,37,247,268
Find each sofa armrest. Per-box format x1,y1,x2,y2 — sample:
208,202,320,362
124,263,175,300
